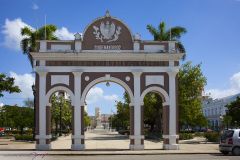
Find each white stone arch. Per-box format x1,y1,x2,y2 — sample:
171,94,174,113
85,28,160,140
80,76,134,106
140,86,170,106
45,86,74,106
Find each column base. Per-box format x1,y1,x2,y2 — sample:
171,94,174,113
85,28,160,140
163,144,179,150
36,144,51,150
71,144,85,150
129,144,144,150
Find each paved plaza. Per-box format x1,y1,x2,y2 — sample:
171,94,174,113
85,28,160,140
0,131,219,154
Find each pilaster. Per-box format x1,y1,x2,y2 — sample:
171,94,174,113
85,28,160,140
130,71,144,150
71,71,85,150
165,70,179,150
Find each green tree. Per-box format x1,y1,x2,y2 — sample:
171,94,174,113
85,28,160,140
51,93,72,134
0,105,33,134
21,25,58,65
178,62,207,128
84,111,91,127
223,115,232,129
225,97,240,127
147,21,187,58
110,92,130,131
143,92,163,132
0,73,21,97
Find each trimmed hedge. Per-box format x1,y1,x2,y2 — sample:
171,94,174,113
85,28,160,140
14,134,33,141
5,130,33,135
194,132,205,137
145,131,162,140
204,132,220,142
179,133,193,140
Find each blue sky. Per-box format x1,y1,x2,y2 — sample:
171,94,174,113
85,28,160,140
0,0,240,115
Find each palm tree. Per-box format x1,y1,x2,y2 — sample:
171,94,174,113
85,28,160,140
21,25,58,66
147,22,187,59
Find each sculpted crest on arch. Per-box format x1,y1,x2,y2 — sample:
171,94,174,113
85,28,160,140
82,11,133,50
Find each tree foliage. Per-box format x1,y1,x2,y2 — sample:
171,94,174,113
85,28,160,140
110,92,130,130
50,92,91,134
225,97,240,127
84,111,91,127
0,105,33,134
147,21,187,59
178,62,207,127
51,93,72,134
0,73,21,97
143,92,163,132
21,25,58,65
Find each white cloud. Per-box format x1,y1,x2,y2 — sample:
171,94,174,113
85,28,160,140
32,3,39,10
1,18,75,51
9,72,35,98
206,72,240,99
86,87,119,104
55,27,75,40
0,103,4,107
86,87,104,104
1,18,33,51
104,94,119,101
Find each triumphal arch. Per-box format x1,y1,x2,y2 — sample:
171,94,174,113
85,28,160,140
31,12,184,151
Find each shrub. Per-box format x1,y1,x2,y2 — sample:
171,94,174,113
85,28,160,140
51,135,58,141
144,131,162,140
179,133,193,140
14,134,33,141
194,132,205,137
180,130,195,134
118,130,130,135
204,132,220,142
5,130,33,135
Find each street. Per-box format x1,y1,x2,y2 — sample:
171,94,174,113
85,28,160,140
0,154,239,160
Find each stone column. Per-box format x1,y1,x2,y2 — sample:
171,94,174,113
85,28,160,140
71,72,85,150
129,105,134,147
141,105,144,145
130,71,144,150
162,105,170,148
164,70,179,150
36,71,51,150
46,105,51,146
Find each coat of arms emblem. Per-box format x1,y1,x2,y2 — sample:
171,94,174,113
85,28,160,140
93,21,121,43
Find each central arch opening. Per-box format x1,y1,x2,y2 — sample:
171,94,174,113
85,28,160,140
84,82,131,150
143,92,163,149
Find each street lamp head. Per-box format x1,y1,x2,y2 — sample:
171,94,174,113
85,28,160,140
32,84,36,92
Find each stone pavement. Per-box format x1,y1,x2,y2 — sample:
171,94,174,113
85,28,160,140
52,131,164,150
0,131,220,154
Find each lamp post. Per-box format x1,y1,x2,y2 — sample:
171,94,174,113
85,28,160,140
32,84,36,140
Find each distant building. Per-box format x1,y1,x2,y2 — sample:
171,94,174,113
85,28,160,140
202,93,240,129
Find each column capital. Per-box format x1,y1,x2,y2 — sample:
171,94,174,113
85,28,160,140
36,70,48,77
167,68,178,77
46,103,52,107
72,71,83,77
132,70,142,77
163,102,170,107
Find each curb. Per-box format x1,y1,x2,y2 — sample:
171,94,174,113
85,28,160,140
0,150,221,156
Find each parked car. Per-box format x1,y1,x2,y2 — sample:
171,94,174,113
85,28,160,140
219,129,240,156
0,131,5,137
